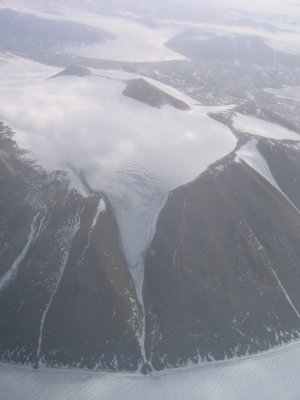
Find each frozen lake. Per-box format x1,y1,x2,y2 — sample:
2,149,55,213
1,340,300,400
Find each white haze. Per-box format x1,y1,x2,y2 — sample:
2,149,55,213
1,0,300,60
2,0,300,17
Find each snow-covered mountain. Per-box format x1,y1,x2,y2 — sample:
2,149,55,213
0,0,300,388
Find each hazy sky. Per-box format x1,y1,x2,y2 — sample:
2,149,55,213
2,0,300,18
150,0,300,21
211,0,300,16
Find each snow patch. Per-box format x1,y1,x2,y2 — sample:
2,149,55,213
265,86,300,103
91,198,106,229
244,222,300,322
235,139,300,214
37,208,83,364
233,113,300,141
0,210,49,292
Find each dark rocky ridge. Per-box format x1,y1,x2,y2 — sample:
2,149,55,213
123,78,190,110
143,139,300,370
166,31,300,67
51,65,92,78
0,8,109,60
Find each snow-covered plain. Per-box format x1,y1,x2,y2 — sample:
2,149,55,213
265,86,300,102
65,16,185,62
2,340,300,400
233,113,300,140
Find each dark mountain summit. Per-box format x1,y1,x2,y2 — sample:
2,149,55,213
123,78,190,110
51,65,92,78
166,31,300,67
0,8,109,59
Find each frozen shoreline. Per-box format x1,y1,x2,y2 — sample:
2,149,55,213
2,339,300,399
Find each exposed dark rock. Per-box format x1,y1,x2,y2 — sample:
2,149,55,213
0,8,109,59
41,197,142,371
51,65,92,78
143,139,300,370
166,31,300,67
0,123,142,371
123,78,190,110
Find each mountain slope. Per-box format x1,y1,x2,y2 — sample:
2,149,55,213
0,123,142,371
143,138,300,369
0,54,300,374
